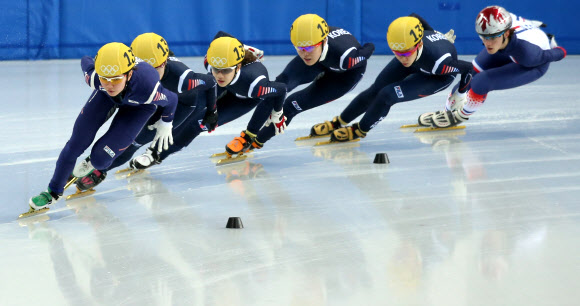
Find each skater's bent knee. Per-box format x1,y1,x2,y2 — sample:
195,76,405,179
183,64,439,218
89,149,115,170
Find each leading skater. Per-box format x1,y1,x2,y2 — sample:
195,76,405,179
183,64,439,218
70,32,218,193
28,42,178,211
422,5,567,128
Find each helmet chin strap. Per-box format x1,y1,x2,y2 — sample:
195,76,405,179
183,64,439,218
414,43,423,63
501,31,511,48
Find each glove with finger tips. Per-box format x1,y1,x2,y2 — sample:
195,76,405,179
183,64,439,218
201,109,219,132
149,119,174,152
264,109,287,135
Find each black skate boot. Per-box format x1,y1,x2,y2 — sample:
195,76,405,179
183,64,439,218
129,147,162,170
76,169,107,191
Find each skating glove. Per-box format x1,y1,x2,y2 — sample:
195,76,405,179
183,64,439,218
436,29,456,44
201,108,219,132
244,45,264,61
149,119,174,152
265,109,287,135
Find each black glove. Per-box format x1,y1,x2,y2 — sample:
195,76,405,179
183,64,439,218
201,108,218,132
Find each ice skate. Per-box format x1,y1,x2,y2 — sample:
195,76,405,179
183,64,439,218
401,112,438,129
212,149,255,165
411,109,466,132
117,147,160,177
417,111,440,127
19,175,80,219
430,109,468,129
316,123,366,146
20,188,61,218
400,112,442,129
213,131,258,165
66,169,107,200
72,156,95,178
297,116,346,141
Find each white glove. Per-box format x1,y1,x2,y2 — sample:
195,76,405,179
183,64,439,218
244,45,264,61
264,109,287,135
442,29,456,44
148,119,173,152
446,90,467,112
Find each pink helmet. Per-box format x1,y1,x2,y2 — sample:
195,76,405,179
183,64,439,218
475,6,512,37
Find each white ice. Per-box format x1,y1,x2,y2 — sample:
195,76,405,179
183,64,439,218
0,55,579,306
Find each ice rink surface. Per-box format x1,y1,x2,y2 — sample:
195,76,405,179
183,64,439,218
1,55,579,305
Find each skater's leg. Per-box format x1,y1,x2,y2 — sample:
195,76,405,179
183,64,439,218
48,91,115,194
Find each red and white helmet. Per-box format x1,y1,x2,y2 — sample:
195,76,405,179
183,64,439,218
475,6,512,37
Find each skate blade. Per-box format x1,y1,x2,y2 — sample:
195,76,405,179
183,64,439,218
400,124,420,128
115,168,146,179
414,125,466,133
315,139,360,146
63,177,78,190
295,135,328,141
66,188,96,201
211,150,253,158
126,170,145,177
215,155,249,165
19,207,49,219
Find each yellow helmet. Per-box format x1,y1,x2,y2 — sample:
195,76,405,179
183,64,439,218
95,42,135,77
290,14,329,47
206,37,245,68
131,32,169,68
386,16,424,51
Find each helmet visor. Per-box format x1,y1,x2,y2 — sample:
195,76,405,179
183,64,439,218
295,41,323,52
210,66,236,75
99,74,126,84
392,43,419,57
479,30,506,40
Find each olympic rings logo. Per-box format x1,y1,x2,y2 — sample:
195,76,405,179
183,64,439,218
100,65,120,76
295,40,314,47
143,58,156,66
210,57,227,67
390,42,407,51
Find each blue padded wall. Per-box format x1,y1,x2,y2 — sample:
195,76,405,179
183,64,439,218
0,0,576,60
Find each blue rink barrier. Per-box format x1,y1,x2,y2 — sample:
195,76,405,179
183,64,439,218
1,0,577,60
